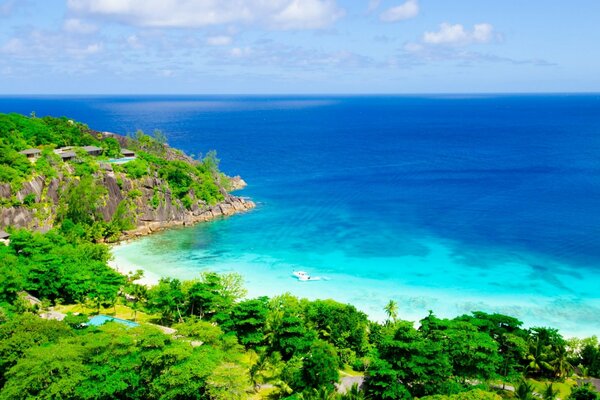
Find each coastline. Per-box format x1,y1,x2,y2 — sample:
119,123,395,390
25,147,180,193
108,194,255,283
110,227,600,339
116,194,255,242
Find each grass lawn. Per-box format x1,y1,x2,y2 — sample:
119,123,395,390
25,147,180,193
527,378,575,399
53,302,157,324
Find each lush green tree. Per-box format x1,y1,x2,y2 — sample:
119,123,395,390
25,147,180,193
0,313,72,386
57,175,107,226
580,343,600,377
364,358,412,400
302,340,340,391
102,137,121,158
146,278,186,324
0,246,24,304
568,384,599,400
378,321,452,397
304,299,370,361
229,297,269,349
443,320,501,382
149,346,223,399
0,340,87,400
173,319,224,346
205,362,250,400
527,327,567,379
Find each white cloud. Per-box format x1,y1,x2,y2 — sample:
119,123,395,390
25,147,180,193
67,42,102,57
380,0,418,22
67,0,344,30
206,35,232,46
423,23,495,45
63,18,98,34
229,46,252,58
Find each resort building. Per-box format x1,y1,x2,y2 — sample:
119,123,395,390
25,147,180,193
121,148,135,157
19,148,41,161
82,145,103,156
54,148,77,161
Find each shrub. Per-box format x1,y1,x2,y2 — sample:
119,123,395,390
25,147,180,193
122,158,149,179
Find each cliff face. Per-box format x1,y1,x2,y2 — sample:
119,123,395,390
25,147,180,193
0,164,255,239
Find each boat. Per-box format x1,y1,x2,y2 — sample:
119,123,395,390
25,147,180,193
293,271,312,281
292,271,326,281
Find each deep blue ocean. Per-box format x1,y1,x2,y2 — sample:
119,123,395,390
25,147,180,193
1,95,599,335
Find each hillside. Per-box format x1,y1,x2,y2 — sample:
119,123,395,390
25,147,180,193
0,113,254,241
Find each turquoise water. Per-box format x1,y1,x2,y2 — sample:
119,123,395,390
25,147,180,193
87,315,139,328
112,210,600,338
1,95,599,337
107,156,136,164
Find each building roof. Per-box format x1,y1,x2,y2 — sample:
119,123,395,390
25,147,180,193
0,230,10,239
58,151,76,159
19,148,41,155
121,148,135,155
54,146,74,153
82,145,103,152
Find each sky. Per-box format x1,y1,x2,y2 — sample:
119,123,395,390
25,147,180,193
0,0,599,94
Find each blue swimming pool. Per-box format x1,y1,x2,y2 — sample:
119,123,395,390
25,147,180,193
107,156,136,164
87,315,139,328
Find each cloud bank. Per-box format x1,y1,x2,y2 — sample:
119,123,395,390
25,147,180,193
380,0,419,22
423,23,496,46
67,0,344,30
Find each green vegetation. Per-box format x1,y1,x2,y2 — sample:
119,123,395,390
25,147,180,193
0,113,598,399
0,226,598,399
0,113,233,241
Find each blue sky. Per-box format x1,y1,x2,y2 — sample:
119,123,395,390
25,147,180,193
0,0,598,94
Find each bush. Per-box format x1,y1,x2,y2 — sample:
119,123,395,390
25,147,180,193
122,158,149,179
128,189,143,199
22,193,36,207
181,195,193,210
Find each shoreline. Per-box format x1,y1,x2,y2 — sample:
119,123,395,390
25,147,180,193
115,191,255,243
107,196,255,281
110,233,600,339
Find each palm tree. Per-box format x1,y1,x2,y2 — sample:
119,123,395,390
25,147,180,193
542,383,559,400
515,380,535,400
340,383,366,400
551,345,573,379
384,300,398,323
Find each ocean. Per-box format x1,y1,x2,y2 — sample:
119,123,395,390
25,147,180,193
1,94,599,336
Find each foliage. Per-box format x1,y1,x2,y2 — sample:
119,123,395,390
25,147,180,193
569,384,599,400
122,157,149,179
102,137,121,158
2,229,123,306
301,340,340,391
0,113,235,242
206,362,250,400
57,176,107,227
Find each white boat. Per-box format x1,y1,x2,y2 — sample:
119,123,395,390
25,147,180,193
293,271,311,281
292,271,325,281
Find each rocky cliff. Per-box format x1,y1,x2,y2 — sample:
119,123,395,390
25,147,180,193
0,163,255,240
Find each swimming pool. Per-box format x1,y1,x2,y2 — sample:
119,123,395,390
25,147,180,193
87,315,139,328
107,157,136,164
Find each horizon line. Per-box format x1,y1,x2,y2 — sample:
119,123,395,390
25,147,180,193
1,91,600,97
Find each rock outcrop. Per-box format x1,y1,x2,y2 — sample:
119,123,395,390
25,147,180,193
0,164,255,240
